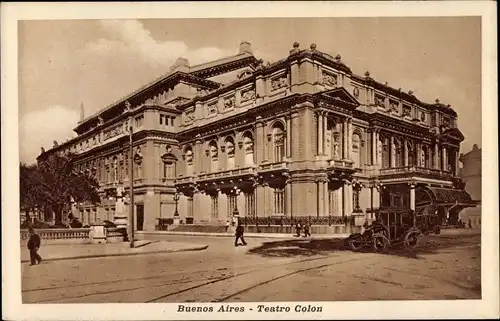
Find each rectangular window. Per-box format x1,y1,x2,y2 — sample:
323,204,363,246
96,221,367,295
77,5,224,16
170,117,175,126
164,162,174,179
273,188,285,215
211,195,219,220
228,195,237,216
159,115,163,125
245,192,256,217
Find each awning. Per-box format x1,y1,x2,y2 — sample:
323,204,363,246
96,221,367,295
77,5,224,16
419,186,480,207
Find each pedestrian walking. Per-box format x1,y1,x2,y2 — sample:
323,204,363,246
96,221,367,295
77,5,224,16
303,222,311,237
468,219,472,229
234,223,247,247
27,227,42,266
295,221,303,237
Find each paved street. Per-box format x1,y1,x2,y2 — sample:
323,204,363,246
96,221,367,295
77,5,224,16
22,233,481,303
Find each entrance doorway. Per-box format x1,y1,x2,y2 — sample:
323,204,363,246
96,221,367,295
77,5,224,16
136,204,144,231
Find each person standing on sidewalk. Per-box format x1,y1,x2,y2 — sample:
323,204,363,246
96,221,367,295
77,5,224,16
27,227,42,266
303,222,311,237
295,221,303,237
234,223,247,247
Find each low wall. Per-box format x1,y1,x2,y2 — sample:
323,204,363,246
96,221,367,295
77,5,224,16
244,225,360,234
20,227,126,245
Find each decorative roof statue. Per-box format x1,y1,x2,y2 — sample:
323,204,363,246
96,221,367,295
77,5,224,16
289,42,300,55
41,147,45,154
53,140,59,147
310,43,317,50
335,54,342,63
364,71,370,77
408,90,414,95
124,100,131,111
97,115,104,125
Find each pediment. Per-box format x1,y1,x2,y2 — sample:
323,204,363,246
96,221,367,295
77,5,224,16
319,87,360,108
441,128,465,142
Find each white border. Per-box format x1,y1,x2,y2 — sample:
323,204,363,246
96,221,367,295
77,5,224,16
2,1,498,320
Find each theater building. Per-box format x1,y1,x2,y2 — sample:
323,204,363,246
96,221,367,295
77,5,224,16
38,41,478,232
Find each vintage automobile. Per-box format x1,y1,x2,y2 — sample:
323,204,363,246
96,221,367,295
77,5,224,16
347,207,440,252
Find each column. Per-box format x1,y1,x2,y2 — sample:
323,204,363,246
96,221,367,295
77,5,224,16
342,181,352,216
317,112,323,155
285,179,292,216
336,186,343,216
285,116,291,158
193,190,202,222
317,180,324,217
342,119,348,159
323,113,328,156
442,146,447,171
390,136,395,167
403,138,409,166
255,117,264,164
323,180,329,217
194,137,202,174
455,149,460,176
434,143,440,169
256,184,265,217
410,184,416,211
371,130,377,166
347,118,352,160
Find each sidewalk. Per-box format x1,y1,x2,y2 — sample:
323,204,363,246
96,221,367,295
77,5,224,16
137,231,352,239
137,228,480,239
20,240,208,263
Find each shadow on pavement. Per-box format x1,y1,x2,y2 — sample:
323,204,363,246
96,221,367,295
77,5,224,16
247,234,481,260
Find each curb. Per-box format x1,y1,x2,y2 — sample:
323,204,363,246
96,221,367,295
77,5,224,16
137,231,351,239
21,245,209,264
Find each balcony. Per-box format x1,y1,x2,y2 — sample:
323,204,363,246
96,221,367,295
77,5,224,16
379,166,455,180
176,175,196,185
328,159,354,169
258,161,289,173
197,166,257,182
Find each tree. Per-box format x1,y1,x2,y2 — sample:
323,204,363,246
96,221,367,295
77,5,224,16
20,163,43,222
21,153,101,224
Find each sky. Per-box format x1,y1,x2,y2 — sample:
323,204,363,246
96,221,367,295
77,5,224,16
18,17,481,164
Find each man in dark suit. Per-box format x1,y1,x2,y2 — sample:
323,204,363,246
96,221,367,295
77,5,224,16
234,223,247,247
27,227,42,266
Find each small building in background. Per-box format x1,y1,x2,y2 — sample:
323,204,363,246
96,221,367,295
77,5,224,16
459,144,481,227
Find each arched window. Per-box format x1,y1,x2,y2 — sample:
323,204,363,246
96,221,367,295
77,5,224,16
225,137,235,170
407,141,414,167
352,132,361,168
394,139,403,167
209,141,218,172
185,147,194,176
421,145,429,168
272,123,285,162
242,132,254,166
381,137,390,169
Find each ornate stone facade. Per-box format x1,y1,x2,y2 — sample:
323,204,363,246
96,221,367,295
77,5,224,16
38,41,473,232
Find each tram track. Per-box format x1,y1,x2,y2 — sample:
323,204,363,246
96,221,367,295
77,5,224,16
25,254,347,303
146,253,374,303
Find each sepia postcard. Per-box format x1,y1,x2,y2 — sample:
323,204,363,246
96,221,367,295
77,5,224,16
2,1,498,320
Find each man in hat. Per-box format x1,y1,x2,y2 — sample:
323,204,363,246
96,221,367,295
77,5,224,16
27,227,42,266
234,222,247,247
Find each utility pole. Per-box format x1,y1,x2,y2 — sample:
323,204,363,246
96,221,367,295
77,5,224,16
128,122,135,248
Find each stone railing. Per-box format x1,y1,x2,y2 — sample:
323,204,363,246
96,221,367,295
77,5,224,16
197,166,257,181
258,161,288,172
380,166,453,178
20,227,127,244
328,159,354,169
20,228,91,244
